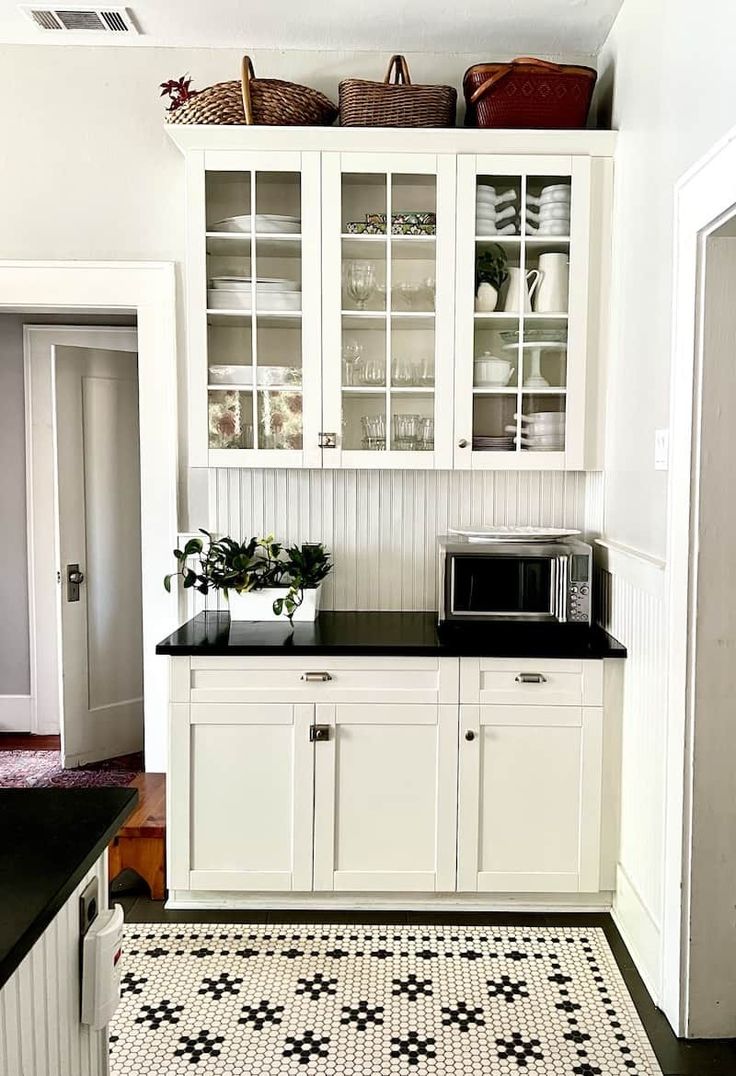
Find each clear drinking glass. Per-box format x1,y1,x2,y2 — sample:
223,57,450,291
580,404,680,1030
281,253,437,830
361,414,386,450
345,262,376,310
342,340,364,386
360,358,386,386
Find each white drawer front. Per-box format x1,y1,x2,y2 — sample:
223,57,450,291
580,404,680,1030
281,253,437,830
460,657,602,707
188,655,458,705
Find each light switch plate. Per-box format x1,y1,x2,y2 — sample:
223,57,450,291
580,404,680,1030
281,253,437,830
654,428,669,470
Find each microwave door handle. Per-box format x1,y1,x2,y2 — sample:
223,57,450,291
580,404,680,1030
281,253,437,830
558,555,568,621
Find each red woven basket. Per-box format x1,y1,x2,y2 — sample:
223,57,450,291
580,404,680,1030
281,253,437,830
463,57,597,129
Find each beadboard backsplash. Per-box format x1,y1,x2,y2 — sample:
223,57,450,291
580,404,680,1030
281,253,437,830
208,469,599,612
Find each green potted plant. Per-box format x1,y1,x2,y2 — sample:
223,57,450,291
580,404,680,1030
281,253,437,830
164,531,332,623
475,244,509,312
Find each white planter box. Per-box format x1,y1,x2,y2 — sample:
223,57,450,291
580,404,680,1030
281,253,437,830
227,585,322,622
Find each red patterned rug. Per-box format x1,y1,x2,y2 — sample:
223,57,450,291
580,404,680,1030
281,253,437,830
0,750,142,788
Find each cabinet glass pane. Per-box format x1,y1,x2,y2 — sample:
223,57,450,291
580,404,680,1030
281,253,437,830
340,171,438,456
469,169,572,457
205,169,303,452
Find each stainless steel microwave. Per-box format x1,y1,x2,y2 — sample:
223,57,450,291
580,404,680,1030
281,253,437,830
438,536,593,624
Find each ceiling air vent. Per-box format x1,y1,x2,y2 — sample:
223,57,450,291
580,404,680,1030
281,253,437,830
20,6,139,33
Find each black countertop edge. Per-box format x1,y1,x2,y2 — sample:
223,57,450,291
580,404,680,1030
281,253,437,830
155,611,626,660
0,787,137,991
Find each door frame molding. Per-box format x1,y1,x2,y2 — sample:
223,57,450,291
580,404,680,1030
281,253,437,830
662,124,736,1032
1,261,178,770
25,326,137,755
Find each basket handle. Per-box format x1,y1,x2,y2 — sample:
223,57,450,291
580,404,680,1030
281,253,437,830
469,56,562,105
384,54,412,86
241,55,256,125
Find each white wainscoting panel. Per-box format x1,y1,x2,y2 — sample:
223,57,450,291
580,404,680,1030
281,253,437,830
208,469,589,612
0,695,32,732
0,856,108,1076
597,554,667,1002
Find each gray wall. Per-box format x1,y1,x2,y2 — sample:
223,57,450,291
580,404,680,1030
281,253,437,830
0,315,30,693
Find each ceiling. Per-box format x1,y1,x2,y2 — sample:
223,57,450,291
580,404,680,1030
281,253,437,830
0,0,624,54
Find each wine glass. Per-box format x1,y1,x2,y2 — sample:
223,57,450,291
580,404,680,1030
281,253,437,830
342,340,363,386
345,261,376,311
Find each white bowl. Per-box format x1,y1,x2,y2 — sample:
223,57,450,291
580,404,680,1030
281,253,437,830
529,204,571,221
474,356,513,386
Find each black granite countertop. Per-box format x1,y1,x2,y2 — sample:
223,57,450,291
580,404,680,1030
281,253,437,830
156,611,626,659
0,787,137,990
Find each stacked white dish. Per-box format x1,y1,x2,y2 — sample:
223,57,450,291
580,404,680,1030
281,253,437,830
476,184,518,236
511,410,566,451
207,276,301,312
473,434,515,452
209,214,301,235
526,184,571,236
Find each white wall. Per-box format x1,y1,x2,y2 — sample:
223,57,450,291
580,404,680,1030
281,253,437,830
596,0,736,558
594,0,736,1021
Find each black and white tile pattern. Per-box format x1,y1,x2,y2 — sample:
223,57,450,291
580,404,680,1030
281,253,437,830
110,924,662,1075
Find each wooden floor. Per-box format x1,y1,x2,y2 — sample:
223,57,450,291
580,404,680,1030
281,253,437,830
0,733,61,751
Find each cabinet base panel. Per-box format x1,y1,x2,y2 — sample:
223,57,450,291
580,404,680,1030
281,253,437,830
167,889,613,913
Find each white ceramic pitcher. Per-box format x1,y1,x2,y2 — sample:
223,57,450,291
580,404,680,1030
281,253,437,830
534,253,569,314
503,267,541,313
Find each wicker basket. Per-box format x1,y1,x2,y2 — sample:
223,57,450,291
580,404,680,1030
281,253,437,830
463,57,596,129
339,55,456,128
166,56,337,126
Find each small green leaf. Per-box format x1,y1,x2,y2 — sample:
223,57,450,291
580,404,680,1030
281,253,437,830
163,574,172,592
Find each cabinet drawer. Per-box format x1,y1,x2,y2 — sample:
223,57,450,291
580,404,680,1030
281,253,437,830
460,657,602,707
187,655,458,705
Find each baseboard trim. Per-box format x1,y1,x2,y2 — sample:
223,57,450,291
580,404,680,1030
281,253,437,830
0,695,32,732
612,863,662,1005
166,890,614,913
595,539,666,599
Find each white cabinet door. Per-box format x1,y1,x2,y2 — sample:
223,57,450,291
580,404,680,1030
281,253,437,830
453,153,593,470
180,702,314,891
457,703,603,893
313,703,458,892
187,150,323,467
321,152,456,469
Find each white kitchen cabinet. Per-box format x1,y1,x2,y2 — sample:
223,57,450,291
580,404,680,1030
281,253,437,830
457,702,603,893
167,651,616,904
313,703,458,892
169,128,614,471
170,701,314,892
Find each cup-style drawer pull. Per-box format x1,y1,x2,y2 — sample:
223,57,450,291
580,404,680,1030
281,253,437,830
301,671,333,682
515,673,548,684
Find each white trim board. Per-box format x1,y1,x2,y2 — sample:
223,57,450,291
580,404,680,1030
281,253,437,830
662,122,736,1034
166,891,614,912
0,696,32,732
0,262,179,771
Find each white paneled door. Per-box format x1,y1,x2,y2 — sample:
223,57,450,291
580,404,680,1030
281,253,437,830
187,703,314,892
55,340,144,766
457,703,603,892
313,703,459,892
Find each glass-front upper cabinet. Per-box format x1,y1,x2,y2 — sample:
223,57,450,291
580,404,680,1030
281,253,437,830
453,154,592,469
320,153,456,468
187,151,322,466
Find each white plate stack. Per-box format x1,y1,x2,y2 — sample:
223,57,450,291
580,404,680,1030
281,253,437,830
526,184,571,237
472,434,515,452
207,277,301,312
209,214,301,235
514,410,566,451
475,184,518,236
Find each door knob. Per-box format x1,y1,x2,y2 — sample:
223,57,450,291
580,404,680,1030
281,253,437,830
465,730,476,742
66,563,85,602
458,438,469,448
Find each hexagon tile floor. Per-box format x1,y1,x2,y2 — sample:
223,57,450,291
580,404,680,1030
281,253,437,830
110,923,662,1075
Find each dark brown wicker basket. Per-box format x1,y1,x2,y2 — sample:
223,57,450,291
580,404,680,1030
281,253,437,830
166,56,337,126
339,55,456,128
463,57,596,129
